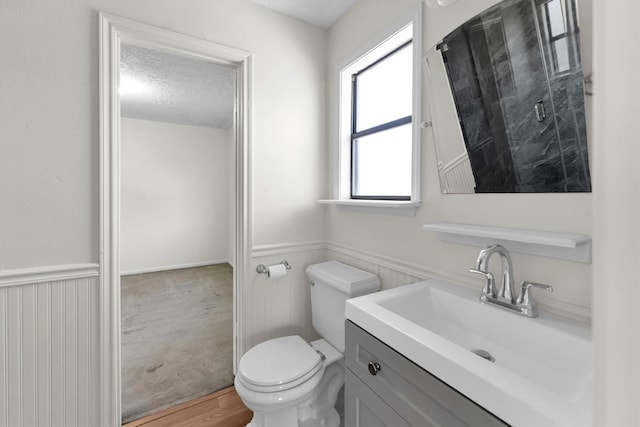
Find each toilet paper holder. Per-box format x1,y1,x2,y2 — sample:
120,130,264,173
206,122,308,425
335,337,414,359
256,260,291,274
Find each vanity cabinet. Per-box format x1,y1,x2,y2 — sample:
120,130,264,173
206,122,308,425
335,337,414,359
344,320,508,427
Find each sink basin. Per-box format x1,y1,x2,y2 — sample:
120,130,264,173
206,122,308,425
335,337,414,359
345,278,592,427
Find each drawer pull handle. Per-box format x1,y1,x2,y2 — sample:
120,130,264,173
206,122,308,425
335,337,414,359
368,361,381,376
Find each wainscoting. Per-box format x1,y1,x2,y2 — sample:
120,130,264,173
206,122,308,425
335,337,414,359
0,264,100,427
247,240,590,354
0,241,589,426
245,241,442,352
438,154,475,194
245,243,327,352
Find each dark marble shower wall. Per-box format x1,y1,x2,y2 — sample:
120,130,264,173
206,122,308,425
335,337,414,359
534,0,590,191
439,0,591,192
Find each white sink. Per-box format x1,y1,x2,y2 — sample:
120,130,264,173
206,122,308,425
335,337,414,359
345,278,592,427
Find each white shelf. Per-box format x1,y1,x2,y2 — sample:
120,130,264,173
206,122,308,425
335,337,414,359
423,222,591,263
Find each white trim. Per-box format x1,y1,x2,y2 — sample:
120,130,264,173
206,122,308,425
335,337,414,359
318,199,420,216
252,241,326,258
0,264,99,289
442,151,471,173
332,4,423,207
120,260,231,276
99,13,252,426
98,15,121,426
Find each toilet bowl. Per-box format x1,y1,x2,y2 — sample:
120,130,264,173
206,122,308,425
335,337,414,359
235,336,343,427
234,261,380,427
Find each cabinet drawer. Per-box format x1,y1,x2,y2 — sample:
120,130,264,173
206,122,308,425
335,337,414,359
345,320,508,427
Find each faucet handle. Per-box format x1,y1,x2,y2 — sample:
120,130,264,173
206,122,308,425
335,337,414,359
516,282,553,315
469,268,496,298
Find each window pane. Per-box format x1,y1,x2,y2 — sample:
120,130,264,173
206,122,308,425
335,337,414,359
553,38,570,72
355,44,413,132
352,124,412,198
546,0,566,37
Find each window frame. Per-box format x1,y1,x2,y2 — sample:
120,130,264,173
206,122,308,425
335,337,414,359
326,6,422,215
350,40,414,201
539,0,579,75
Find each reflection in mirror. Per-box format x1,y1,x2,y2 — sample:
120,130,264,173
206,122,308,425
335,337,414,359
425,0,591,193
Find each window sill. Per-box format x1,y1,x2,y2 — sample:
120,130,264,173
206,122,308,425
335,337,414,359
318,199,420,216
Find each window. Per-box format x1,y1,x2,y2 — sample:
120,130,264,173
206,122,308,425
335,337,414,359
330,12,422,214
538,0,579,75
351,41,413,200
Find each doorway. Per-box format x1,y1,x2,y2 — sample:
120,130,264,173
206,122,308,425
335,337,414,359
118,41,237,422
99,13,251,426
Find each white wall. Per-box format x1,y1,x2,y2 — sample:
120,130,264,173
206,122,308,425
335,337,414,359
327,1,640,425
0,0,326,338
591,0,640,424
326,0,592,322
0,1,327,424
5,0,636,424
120,118,231,274
0,0,327,270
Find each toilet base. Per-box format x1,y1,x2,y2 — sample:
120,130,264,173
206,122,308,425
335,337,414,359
246,407,298,427
246,405,340,427
299,407,340,427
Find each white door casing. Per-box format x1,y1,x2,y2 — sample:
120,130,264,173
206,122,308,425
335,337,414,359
99,12,252,425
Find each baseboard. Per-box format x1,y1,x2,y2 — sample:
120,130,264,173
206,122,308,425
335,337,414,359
121,260,231,276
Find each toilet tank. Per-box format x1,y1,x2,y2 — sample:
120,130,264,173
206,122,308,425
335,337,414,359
305,261,380,352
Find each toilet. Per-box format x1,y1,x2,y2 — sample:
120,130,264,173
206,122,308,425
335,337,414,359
234,261,380,427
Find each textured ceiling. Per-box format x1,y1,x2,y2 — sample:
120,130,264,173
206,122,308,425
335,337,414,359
249,0,356,29
119,44,235,129
119,1,357,128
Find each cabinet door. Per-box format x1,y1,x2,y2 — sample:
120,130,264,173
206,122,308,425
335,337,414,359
345,321,509,427
345,369,410,427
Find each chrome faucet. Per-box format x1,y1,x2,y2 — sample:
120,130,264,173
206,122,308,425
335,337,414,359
470,244,553,317
470,244,515,304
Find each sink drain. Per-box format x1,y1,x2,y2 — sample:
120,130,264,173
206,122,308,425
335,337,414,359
471,349,495,362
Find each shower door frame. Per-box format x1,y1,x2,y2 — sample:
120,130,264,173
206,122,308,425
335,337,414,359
98,12,252,426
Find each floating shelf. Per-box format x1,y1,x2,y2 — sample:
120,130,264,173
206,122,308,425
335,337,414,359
423,222,591,263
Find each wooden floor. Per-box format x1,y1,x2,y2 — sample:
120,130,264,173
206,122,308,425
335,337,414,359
123,386,253,427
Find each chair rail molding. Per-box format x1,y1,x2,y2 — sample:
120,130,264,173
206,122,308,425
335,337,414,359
252,241,327,258
0,263,99,289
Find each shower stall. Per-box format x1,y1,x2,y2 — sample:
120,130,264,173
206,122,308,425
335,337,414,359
436,0,590,193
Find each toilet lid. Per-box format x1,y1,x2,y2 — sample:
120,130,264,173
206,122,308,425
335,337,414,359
238,335,322,389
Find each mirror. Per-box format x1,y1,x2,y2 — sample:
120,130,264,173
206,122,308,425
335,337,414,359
425,0,591,193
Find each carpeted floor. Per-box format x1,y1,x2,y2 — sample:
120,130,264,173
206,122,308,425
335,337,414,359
120,264,234,424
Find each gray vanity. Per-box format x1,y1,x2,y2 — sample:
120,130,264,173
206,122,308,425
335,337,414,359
344,274,592,426
344,320,507,427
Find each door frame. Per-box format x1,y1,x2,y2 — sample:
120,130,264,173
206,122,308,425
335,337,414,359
98,12,252,425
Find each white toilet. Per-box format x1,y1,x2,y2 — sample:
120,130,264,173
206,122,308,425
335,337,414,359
234,260,380,427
